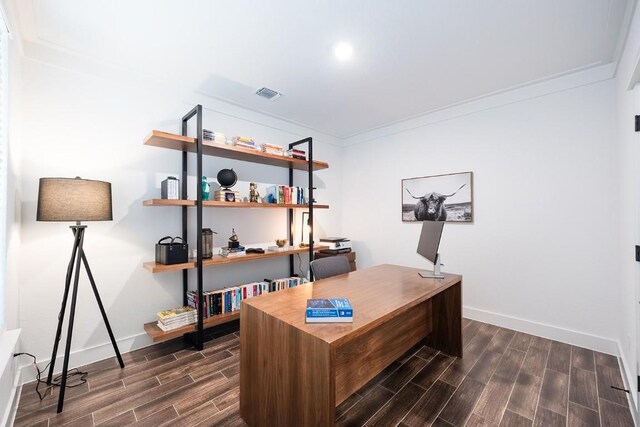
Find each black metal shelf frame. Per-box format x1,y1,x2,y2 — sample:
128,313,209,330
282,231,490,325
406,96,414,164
178,105,316,350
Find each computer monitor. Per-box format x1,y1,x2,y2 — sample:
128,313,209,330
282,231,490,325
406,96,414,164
417,220,445,278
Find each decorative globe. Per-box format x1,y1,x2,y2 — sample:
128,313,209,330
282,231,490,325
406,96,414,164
217,168,237,190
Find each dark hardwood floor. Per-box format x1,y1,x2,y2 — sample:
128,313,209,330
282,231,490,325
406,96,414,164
14,319,634,426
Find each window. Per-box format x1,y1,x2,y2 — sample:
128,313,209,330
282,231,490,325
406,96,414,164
0,18,8,332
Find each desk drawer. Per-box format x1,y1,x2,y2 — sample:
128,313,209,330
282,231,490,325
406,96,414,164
334,300,432,404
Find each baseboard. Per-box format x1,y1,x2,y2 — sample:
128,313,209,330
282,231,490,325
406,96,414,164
18,331,150,385
616,341,638,424
0,329,21,427
463,306,619,354
4,364,21,427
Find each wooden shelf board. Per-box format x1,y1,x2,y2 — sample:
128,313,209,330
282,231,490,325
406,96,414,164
144,130,329,171
143,199,329,209
144,311,240,342
143,245,329,273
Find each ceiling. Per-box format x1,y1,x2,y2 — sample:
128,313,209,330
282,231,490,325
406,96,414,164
11,0,633,138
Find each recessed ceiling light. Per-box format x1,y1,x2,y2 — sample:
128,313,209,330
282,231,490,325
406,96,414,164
333,42,354,61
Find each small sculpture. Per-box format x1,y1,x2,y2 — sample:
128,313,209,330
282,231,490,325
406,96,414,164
249,182,260,203
228,228,240,249
201,176,210,201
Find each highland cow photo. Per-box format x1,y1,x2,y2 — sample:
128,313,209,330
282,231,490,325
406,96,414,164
402,172,473,222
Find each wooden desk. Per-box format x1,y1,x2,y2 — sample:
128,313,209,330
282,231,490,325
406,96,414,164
239,264,462,427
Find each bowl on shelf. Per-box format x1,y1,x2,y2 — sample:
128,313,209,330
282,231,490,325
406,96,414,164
275,239,287,248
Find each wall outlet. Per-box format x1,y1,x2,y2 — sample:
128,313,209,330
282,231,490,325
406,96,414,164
626,335,631,352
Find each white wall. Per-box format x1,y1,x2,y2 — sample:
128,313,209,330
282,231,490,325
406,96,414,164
342,79,621,354
13,52,343,373
6,24,21,334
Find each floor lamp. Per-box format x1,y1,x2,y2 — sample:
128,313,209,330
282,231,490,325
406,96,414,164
37,177,125,413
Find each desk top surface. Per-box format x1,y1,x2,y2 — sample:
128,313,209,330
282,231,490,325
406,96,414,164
242,264,461,345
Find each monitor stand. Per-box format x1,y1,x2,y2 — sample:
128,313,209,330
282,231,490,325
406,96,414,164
419,253,444,279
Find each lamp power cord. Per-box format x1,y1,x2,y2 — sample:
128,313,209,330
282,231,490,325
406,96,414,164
13,352,88,400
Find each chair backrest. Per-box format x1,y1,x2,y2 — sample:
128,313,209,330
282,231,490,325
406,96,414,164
310,255,351,280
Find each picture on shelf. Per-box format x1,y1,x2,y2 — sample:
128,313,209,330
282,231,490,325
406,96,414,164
401,171,473,222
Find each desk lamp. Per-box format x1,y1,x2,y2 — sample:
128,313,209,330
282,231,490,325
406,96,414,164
37,177,125,413
300,211,311,247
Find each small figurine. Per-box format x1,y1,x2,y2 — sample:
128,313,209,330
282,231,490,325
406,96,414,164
228,228,240,249
249,182,260,203
201,176,210,201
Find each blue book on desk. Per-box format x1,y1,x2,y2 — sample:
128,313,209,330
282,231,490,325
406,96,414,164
305,298,353,323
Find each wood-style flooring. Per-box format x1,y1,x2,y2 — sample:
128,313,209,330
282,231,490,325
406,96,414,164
14,319,634,426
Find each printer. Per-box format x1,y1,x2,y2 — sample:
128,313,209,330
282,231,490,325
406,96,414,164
319,237,352,254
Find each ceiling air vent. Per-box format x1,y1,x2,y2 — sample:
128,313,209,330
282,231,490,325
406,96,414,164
255,87,282,100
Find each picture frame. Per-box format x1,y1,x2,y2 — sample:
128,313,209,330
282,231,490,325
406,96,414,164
402,171,473,223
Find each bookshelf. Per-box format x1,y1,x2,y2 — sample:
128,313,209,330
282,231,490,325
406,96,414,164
143,105,327,347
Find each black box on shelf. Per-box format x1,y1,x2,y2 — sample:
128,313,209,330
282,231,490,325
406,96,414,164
155,236,188,265
161,177,180,199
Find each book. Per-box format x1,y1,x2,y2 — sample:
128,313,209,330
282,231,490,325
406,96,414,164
261,143,284,155
225,250,246,257
156,319,196,331
157,306,196,321
158,316,197,327
267,245,293,252
286,148,306,160
161,177,180,200
305,298,353,323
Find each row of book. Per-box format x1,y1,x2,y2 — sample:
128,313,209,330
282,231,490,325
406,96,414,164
265,185,305,204
186,276,306,318
156,306,197,331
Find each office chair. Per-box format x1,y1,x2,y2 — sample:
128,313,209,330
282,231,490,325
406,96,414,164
310,255,351,280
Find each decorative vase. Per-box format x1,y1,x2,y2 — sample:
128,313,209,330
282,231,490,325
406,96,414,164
202,176,210,201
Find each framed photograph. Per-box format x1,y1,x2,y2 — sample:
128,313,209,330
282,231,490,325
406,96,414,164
402,171,473,222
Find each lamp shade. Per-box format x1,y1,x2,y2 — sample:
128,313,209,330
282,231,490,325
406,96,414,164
37,177,113,222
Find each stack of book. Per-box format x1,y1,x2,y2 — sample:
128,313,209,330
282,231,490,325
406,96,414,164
156,306,197,331
213,190,240,202
305,298,353,323
261,143,284,156
233,136,257,150
203,129,225,144
221,245,246,257
287,148,306,160
186,276,306,317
